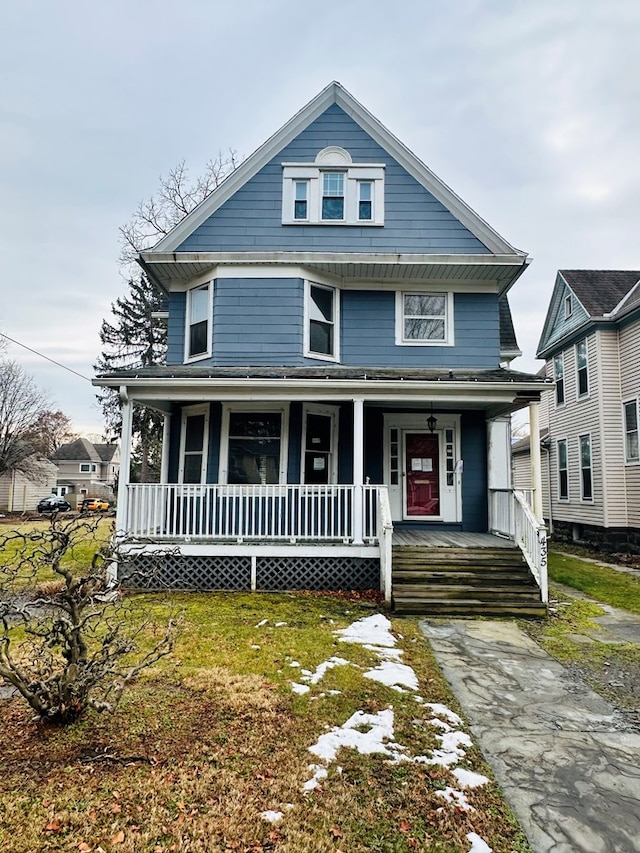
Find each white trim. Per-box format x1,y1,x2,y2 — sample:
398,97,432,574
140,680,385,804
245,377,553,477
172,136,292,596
623,398,640,465
178,404,210,484
219,403,290,485
578,432,593,502
118,541,379,559
395,291,454,346
304,280,340,361
301,404,340,484
184,281,213,363
149,82,526,257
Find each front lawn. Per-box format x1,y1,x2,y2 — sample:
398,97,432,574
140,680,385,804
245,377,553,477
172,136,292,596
548,550,640,614
0,591,530,853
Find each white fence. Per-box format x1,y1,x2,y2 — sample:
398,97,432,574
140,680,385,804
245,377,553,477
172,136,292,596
125,483,383,543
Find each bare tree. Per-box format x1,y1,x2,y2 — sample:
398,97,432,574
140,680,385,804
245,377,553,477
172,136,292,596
0,360,51,478
24,409,77,458
0,515,178,724
118,150,239,270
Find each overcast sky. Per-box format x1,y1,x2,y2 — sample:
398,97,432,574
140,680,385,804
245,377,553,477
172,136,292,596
1,0,638,435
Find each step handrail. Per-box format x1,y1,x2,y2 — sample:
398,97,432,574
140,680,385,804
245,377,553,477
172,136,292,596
513,489,548,603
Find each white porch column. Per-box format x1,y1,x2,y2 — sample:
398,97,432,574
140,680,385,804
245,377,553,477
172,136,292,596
115,388,133,534
529,400,544,523
352,397,365,545
160,413,171,483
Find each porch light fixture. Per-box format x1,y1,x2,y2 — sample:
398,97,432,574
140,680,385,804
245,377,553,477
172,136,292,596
426,412,438,433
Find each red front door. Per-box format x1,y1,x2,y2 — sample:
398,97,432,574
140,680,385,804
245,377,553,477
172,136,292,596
405,432,440,517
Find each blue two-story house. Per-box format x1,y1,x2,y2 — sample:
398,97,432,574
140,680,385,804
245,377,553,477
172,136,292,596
96,83,550,614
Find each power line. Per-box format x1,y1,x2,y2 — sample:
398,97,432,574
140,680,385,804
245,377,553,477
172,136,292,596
0,331,92,383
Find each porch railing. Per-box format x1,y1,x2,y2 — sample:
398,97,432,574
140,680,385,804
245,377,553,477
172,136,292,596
125,483,383,543
489,488,548,603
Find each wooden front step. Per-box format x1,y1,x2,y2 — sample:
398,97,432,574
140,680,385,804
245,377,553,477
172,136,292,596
392,544,546,618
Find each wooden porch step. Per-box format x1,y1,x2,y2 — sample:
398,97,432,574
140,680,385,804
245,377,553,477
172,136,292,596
393,570,537,585
394,584,542,601
392,598,548,618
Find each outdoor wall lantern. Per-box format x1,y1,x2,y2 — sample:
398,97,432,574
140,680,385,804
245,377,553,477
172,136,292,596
426,412,438,433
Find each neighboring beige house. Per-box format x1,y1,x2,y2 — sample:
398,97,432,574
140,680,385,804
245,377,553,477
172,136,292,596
51,438,120,500
532,269,640,552
0,458,58,512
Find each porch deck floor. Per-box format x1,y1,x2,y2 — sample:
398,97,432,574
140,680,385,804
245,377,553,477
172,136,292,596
392,530,515,548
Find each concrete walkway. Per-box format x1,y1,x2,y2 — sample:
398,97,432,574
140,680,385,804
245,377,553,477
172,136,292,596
421,618,640,853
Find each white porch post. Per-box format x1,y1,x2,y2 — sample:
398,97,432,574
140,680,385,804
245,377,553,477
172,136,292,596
115,388,133,534
352,397,364,545
160,413,171,483
529,400,544,523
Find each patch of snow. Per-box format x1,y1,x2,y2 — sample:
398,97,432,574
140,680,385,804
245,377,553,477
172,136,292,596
275,621,287,627
255,619,268,628
453,768,490,789
364,660,419,692
308,708,405,764
303,764,328,792
467,832,492,853
250,644,261,650
289,661,300,667
436,787,474,811
291,683,310,695
429,718,452,731
334,613,396,648
300,656,350,685
423,703,463,726
261,810,283,823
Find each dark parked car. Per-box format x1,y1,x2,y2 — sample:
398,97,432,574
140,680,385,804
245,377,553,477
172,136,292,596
37,496,72,513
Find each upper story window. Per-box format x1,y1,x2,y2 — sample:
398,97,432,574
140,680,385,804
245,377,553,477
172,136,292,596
624,400,639,463
282,147,384,226
564,294,573,319
553,353,565,406
305,281,339,361
576,339,589,397
79,463,97,473
185,283,211,361
395,291,454,346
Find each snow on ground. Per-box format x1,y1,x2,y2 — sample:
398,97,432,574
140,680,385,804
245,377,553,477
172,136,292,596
467,832,493,852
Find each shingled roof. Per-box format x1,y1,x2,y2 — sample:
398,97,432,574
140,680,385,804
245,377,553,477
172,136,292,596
560,270,640,317
51,438,101,463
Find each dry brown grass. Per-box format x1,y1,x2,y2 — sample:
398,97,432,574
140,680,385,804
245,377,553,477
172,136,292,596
0,593,530,853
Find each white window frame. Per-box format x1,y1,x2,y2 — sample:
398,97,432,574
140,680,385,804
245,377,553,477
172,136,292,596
557,438,569,501
553,353,565,407
304,280,340,362
623,399,639,464
301,404,339,484
395,291,454,347
575,339,589,399
79,463,97,473
282,147,384,226
579,433,593,502
178,404,210,484
184,281,212,363
564,294,573,319
219,403,289,485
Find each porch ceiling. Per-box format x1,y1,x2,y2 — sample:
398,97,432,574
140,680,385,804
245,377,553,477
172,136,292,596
139,252,529,293
94,365,551,418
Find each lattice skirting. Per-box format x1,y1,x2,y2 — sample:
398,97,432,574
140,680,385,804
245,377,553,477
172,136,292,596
120,554,379,592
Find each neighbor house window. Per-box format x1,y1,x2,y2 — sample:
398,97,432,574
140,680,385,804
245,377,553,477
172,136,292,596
179,405,209,484
305,282,339,360
576,339,589,397
553,353,565,406
624,400,639,462
322,172,345,220
564,294,573,319
396,292,453,346
557,439,568,500
186,283,211,360
579,434,593,501
222,408,287,485
282,147,385,225
79,463,97,473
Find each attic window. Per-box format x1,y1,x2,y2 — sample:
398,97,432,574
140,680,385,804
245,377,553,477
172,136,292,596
282,147,384,226
564,294,573,319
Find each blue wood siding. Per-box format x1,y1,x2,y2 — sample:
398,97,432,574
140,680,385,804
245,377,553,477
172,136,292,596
176,104,490,256
168,281,499,369
460,412,487,532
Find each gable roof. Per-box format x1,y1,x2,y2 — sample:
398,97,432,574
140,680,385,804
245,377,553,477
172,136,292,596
537,269,640,357
93,443,119,463
149,82,526,259
51,438,102,463
498,296,521,359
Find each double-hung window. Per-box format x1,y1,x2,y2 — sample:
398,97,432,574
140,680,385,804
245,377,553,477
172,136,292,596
305,281,339,360
294,180,309,220
322,172,345,220
557,439,568,500
624,400,639,462
186,283,211,361
576,339,589,397
579,434,593,501
553,353,565,406
396,292,453,346
358,181,372,221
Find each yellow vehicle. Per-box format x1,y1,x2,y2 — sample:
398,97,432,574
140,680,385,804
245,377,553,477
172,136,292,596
77,497,110,512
